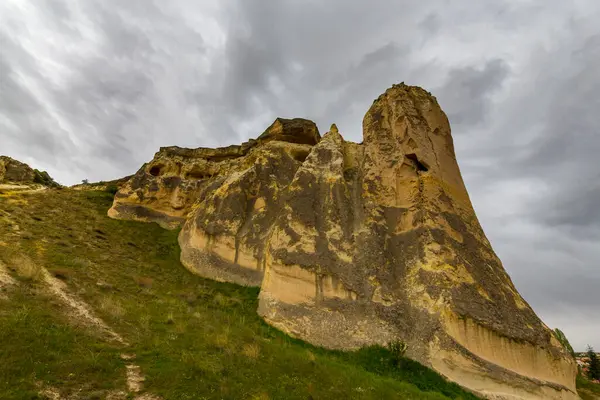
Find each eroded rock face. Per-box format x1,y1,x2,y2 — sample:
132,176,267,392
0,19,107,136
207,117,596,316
109,86,577,399
108,118,318,232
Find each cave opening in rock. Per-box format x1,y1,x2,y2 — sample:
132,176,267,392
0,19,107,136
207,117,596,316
405,153,429,172
290,149,310,163
149,165,162,176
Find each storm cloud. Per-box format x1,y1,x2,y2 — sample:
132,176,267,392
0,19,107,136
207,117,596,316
1,0,598,349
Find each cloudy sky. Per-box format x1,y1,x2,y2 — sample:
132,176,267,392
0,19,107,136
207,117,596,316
1,0,599,350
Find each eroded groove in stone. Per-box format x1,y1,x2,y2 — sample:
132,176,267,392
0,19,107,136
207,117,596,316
109,84,577,400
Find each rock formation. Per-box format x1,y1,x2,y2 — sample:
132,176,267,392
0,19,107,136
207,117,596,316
0,156,59,188
109,84,578,400
70,175,133,191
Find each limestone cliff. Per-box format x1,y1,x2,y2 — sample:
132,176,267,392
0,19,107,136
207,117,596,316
109,85,578,400
108,118,318,233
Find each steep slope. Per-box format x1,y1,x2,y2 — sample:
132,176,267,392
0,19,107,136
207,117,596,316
0,188,477,400
109,83,578,399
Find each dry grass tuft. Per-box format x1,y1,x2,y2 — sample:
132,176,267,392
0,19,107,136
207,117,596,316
134,276,154,288
213,329,230,349
242,343,261,360
181,350,224,374
139,314,151,331
72,257,92,268
229,295,243,306
166,312,175,325
5,197,28,206
99,296,126,318
178,292,197,305
10,254,42,282
213,292,228,307
250,392,270,400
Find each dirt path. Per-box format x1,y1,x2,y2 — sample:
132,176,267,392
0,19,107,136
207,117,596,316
0,260,16,298
0,184,47,195
40,267,126,344
30,265,161,399
38,387,62,400
1,190,160,398
117,353,160,399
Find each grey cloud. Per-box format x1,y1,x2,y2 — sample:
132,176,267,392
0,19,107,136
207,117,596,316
418,13,441,36
436,59,510,129
1,0,217,181
508,32,600,233
0,34,73,162
43,0,71,20
0,56,42,115
543,184,600,230
452,14,600,349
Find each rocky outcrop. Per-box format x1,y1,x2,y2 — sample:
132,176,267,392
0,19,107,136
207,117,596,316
108,118,318,231
0,156,59,189
109,85,577,399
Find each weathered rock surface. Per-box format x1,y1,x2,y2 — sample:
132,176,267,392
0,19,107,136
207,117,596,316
0,156,59,190
108,118,318,232
109,85,577,399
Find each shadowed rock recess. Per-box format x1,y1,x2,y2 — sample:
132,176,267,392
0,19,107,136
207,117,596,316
109,84,577,400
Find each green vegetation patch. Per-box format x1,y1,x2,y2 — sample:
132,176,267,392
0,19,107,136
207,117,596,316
0,290,124,399
0,189,481,399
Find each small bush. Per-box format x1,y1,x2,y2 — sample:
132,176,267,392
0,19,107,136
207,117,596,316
33,169,60,187
387,340,408,366
104,185,118,195
554,328,575,358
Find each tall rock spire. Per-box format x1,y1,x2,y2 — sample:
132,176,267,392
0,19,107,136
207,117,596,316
110,84,577,399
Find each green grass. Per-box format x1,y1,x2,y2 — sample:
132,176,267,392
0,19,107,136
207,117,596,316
0,291,124,399
577,374,600,400
0,189,479,399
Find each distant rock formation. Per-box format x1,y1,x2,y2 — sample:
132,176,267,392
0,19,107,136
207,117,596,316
70,175,133,192
109,84,578,400
0,156,59,188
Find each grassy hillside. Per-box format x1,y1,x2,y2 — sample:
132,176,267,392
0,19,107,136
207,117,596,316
1,188,482,399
